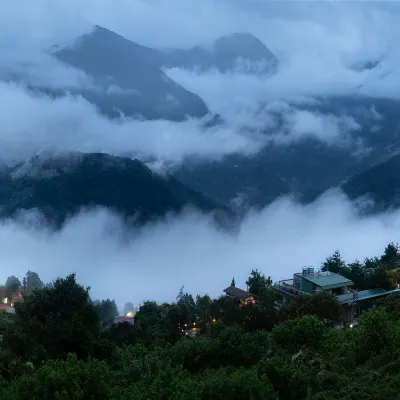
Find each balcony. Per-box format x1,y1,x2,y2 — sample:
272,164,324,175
274,280,312,298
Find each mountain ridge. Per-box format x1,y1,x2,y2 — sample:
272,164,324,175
0,153,226,228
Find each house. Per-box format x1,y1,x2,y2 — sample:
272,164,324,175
223,285,257,305
0,292,24,314
113,316,135,325
274,267,400,324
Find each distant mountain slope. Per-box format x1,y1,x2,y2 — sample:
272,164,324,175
176,96,400,208
341,153,400,212
0,153,225,228
161,32,278,74
53,26,209,120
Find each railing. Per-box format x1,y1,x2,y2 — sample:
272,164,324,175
274,282,312,297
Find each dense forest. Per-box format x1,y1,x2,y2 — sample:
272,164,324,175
1,244,400,399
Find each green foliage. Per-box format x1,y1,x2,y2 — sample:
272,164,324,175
4,274,101,361
280,292,343,323
94,299,119,326
22,271,43,295
5,276,21,295
272,315,326,353
246,269,272,297
321,250,346,273
2,244,400,399
0,354,111,400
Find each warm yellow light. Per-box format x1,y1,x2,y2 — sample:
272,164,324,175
212,318,216,322
2,297,7,305
126,311,134,317
184,323,187,327
350,324,353,328
193,322,196,326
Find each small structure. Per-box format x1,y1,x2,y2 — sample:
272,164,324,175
183,327,201,337
113,316,135,325
274,268,353,308
274,268,400,325
223,285,256,305
0,292,24,314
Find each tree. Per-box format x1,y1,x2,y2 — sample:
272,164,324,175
22,271,43,295
231,277,236,287
280,292,343,324
321,250,346,273
381,243,400,269
134,301,168,344
246,269,272,297
347,261,367,290
94,299,119,326
196,294,212,323
0,354,112,400
4,274,101,361
272,315,326,353
5,276,21,294
176,287,197,323
366,267,394,290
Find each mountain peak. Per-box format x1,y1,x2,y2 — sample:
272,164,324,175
162,31,278,74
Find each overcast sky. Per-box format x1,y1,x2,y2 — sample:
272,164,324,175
0,0,399,164
1,0,400,306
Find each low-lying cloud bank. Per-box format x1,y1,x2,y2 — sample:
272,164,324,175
0,83,264,165
0,190,399,307
0,83,368,167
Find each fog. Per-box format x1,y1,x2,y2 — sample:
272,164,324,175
1,1,400,306
0,191,399,307
0,1,400,163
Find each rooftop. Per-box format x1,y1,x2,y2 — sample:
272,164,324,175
337,288,400,304
113,316,135,325
298,271,353,290
223,286,254,300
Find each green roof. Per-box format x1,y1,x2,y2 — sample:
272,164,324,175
301,273,353,290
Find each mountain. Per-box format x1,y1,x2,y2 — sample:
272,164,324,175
175,96,400,208
52,27,278,120
0,153,225,228
161,32,279,74
341,152,400,212
53,26,209,121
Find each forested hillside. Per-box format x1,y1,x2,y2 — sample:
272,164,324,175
1,244,400,399
0,153,224,228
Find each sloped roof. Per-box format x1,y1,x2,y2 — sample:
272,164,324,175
337,288,400,304
301,273,353,290
223,286,254,299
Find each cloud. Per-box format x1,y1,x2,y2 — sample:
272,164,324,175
0,83,264,165
0,191,399,308
0,0,399,162
1,0,400,310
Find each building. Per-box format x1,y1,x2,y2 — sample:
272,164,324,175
274,268,354,307
113,316,135,325
0,292,24,314
274,267,400,324
223,285,257,305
